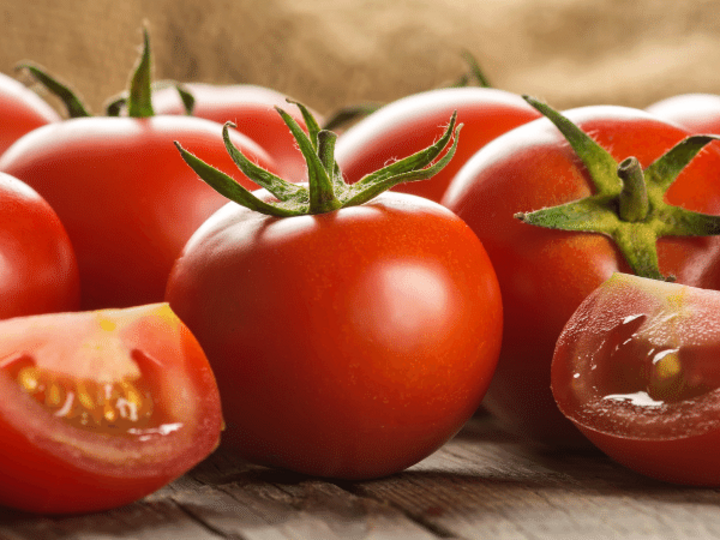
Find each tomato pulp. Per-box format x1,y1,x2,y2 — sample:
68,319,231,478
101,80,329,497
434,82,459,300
552,273,720,485
0,303,223,514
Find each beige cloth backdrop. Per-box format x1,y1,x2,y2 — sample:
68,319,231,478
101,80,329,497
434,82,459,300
3,1,720,116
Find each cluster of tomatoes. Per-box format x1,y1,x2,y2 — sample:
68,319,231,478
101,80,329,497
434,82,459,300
3,28,720,515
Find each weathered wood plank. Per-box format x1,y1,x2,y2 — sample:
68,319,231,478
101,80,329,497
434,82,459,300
349,418,720,540
3,416,720,540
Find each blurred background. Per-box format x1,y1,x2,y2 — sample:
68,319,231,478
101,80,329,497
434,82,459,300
3,0,720,116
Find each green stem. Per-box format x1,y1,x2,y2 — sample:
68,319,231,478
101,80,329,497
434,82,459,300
617,157,649,223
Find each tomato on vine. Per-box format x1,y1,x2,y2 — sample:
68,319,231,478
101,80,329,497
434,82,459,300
166,102,503,479
0,29,278,310
443,97,720,446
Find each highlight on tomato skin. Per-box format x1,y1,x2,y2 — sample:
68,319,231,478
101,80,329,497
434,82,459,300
551,272,720,486
0,303,223,514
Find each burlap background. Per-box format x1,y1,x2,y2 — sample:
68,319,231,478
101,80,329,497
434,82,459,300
3,1,720,116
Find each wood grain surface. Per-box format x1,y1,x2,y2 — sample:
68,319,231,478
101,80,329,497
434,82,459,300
3,416,719,540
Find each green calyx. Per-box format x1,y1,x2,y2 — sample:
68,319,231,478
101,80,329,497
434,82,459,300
515,96,720,281
17,26,189,118
175,102,461,217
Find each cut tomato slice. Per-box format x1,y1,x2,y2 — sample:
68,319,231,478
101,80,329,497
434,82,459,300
0,303,223,514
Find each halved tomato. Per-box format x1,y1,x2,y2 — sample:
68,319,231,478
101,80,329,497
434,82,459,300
0,303,223,514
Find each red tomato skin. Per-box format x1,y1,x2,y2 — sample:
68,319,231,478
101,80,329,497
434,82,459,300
0,72,60,156
0,304,223,514
0,172,79,317
165,191,503,480
442,105,720,447
334,87,542,202
0,115,278,310
551,274,720,486
645,93,720,133
152,83,321,182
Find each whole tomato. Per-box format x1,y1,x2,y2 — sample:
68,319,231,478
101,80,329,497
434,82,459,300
442,97,720,447
0,303,222,514
151,82,322,183
0,172,79,318
165,106,503,479
552,272,720,486
0,31,278,310
646,93,720,133
334,87,542,202
0,71,60,156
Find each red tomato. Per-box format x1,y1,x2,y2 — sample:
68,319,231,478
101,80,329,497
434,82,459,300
0,171,79,317
552,272,720,485
443,103,720,447
0,72,60,156
0,303,223,514
165,191,502,480
0,116,277,310
151,82,321,182
646,93,720,133
334,87,542,202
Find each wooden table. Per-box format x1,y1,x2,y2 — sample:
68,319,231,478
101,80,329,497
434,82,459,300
2,415,719,540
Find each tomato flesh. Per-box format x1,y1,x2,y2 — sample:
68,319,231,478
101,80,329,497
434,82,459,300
0,304,223,514
552,273,720,484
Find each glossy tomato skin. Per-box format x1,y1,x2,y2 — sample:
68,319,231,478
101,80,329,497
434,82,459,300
334,87,542,202
552,273,720,485
0,171,79,317
646,93,720,133
165,191,503,480
152,83,321,182
0,72,60,156
0,115,277,310
442,106,720,447
0,303,222,514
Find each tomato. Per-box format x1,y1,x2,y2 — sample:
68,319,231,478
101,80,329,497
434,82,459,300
0,72,60,156
0,33,280,310
0,116,277,310
165,105,503,479
0,171,79,318
334,87,542,202
552,272,720,485
442,99,720,447
151,82,322,182
646,93,720,133
0,303,223,514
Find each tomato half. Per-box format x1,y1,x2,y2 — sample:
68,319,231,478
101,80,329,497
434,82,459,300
0,115,278,310
334,87,541,202
552,272,720,485
0,72,60,156
443,104,720,447
165,191,503,480
0,303,223,514
0,171,79,318
151,82,321,182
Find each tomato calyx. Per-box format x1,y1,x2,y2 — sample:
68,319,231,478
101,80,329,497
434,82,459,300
18,26,189,119
514,96,720,281
175,102,462,216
